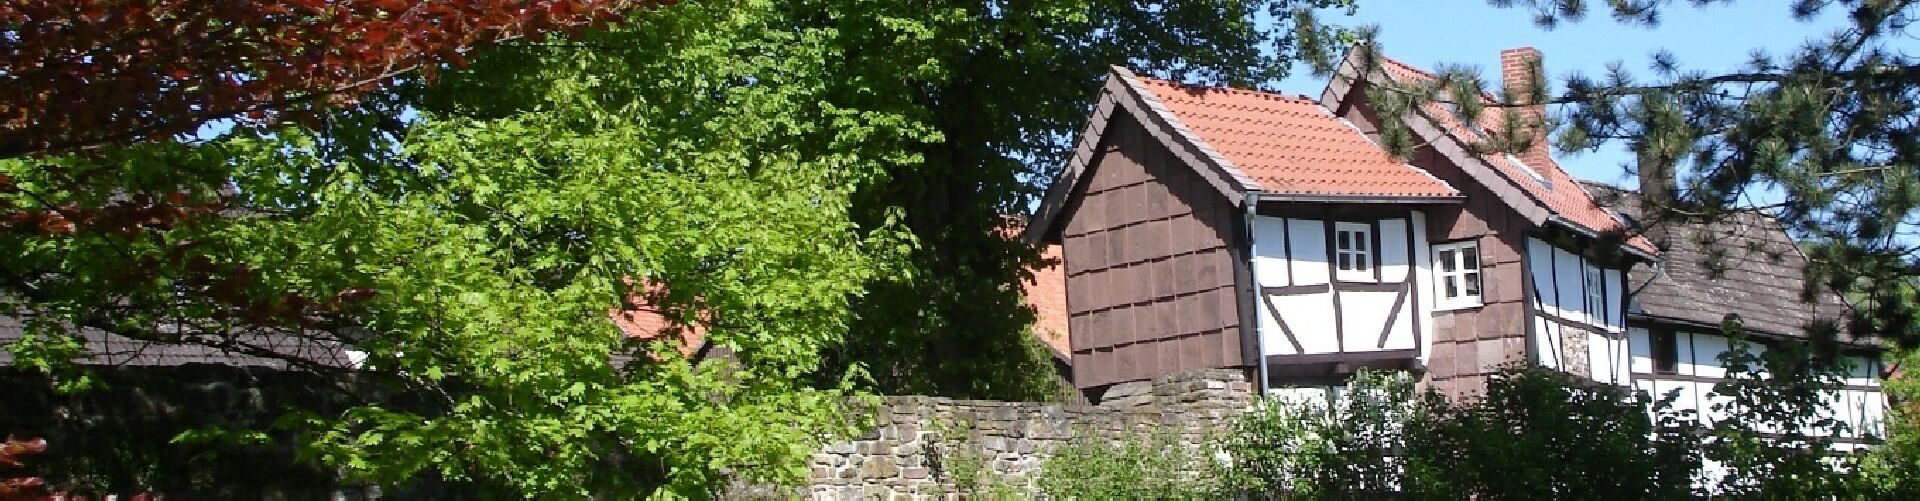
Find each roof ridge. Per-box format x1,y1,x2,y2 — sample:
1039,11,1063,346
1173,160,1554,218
1132,74,1318,104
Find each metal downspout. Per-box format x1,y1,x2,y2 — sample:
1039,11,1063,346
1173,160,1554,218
1244,191,1270,398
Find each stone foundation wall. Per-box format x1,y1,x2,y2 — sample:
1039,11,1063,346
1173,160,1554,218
795,369,1252,500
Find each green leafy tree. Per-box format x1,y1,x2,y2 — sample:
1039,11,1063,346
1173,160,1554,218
1,0,945,495
1859,347,1920,496
824,0,1360,400
2,0,1373,495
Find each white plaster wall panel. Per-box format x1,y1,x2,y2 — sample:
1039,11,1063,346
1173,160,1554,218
1274,293,1339,355
1676,332,1698,377
1829,389,1854,438
1409,211,1434,366
1614,336,1633,386
1701,382,1735,427
1628,327,1653,374
1251,216,1292,287
1587,332,1628,385
1652,379,1693,420
1287,219,1329,285
1553,247,1585,323
1603,268,1624,331
1256,290,1296,356
1586,331,1608,383
1526,238,1557,314
1384,288,1417,351
1340,290,1401,352
1692,335,1730,378
1862,391,1887,437
1534,316,1563,369
1377,218,1410,283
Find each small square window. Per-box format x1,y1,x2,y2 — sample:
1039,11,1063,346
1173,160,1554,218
1433,240,1481,309
1333,223,1374,281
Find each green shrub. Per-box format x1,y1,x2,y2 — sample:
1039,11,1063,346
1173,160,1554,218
1403,367,1702,499
1221,370,1426,497
1034,429,1222,499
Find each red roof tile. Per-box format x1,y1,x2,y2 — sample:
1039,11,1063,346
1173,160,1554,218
611,280,706,358
1026,243,1071,360
1375,57,1658,255
1131,76,1460,199
616,242,1073,362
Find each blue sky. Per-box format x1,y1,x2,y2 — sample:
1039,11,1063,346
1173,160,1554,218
1274,1,1864,189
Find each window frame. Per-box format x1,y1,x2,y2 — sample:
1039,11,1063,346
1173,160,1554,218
1432,239,1483,310
1650,329,1679,375
1332,222,1375,282
1584,265,1606,325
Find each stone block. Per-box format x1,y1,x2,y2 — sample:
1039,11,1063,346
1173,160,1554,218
980,436,1010,452
902,467,931,480
860,457,901,478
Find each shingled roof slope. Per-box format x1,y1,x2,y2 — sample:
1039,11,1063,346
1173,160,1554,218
1583,183,1865,345
0,314,355,368
1131,76,1460,199
1373,57,1658,255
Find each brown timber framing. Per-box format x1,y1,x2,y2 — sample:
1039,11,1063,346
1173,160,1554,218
1324,211,1346,353
1261,295,1306,354
1264,284,1330,296
1522,234,1541,367
1266,350,1418,367
1405,217,1425,358
1375,284,1411,349
1256,205,1426,359
1233,197,1262,369
1632,371,1882,394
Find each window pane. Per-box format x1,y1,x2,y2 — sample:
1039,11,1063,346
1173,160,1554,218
1653,331,1678,374
1464,272,1481,295
1444,276,1458,298
1356,232,1368,251
1355,254,1369,271
1338,253,1350,270
1338,231,1350,250
1462,247,1478,270
1439,250,1456,272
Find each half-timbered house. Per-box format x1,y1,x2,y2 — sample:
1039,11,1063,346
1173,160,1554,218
1026,47,1663,400
1585,181,1887,448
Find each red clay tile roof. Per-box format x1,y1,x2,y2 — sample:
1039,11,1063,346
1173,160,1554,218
1026,242,1071,360
611,280,707,358
614,245,1073,362
1375,57,1658,255
1131,76,1460,199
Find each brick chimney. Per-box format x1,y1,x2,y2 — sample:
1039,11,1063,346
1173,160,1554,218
1499,47,1553,170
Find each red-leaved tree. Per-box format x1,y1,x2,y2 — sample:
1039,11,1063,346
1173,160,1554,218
0,436,46,500
0,0,668,159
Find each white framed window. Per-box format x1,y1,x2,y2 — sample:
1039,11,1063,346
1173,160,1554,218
1333,222,1373,281
1433,240,1481,309
1584,265,1604,322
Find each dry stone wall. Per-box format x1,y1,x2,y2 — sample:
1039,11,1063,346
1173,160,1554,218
791,369,1253,500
